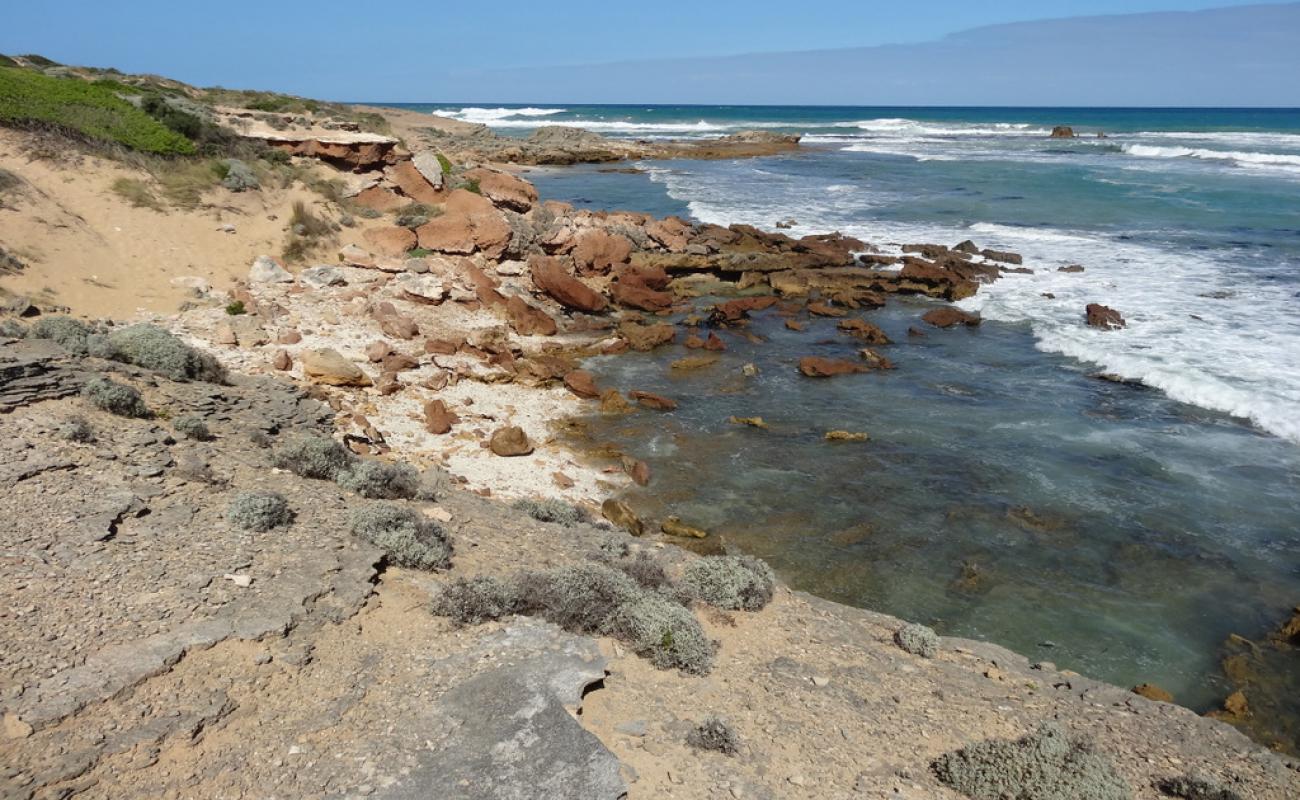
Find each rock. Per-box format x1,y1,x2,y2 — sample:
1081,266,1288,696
382,353,420,373
278,329,303,344
710,296,779,324
353,185,408,213
671,356,718,371
611,272,673,312
300,348,372,386
954,240,980,254
728,416,768,429
373,304,420,340
366,341,393,362
1058,264,1086,273
272,349,292,371
496,259,527,276
490,426,533,456
619,322,675,351
505,296,558,337
411,151,447,191
1050,125,1076,139
3,712,34,739
623,457,651,486
838,318,891,344
825,430,869,441
214,323,238,346
563,370,600,399
463,167,538,212
415,190,512,259
785,320,804,331
1086,303,1126,329
981,249,1023,265
339,244,377,269
530,256,608,313
645,217,691,252
661,516,708,539
221,158,259,192
629,390,677,411
807,301,847,318
299,265,347,289
601,499,643,536
363,226,417,258
424,399,458,434
385,159,443,205
572,230,633,275
599,389,632,414
858,348,894,370
922,308,981,328
1131,683,1174,703
798,357,867,378
249,255,292,283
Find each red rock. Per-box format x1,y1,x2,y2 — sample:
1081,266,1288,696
415,189,511,259
798,356,868,378
463,167,538,212
645,217,691,252
529,255,608,313
683,334,706,349
489,426,533,456
563,369,600,399
859,348,895,370
619,322,675,351
572,230,633,275
704,332,726,351
423,399,458,434
838,318,891,344
922,307,981,328
611,278,672,312
385,159,442,205
505,295,558,336
785,320,805,331
898,261,979,301
807,301,847,318
362,226,417,258
1086,303,1126,330
351,185,408,213
424,337,461,355
629,390,678,411
711,296,778,324
372,303,420,339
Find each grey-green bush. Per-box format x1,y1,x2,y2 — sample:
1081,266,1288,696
894,622,940,659
226,491,293,532
173,414,213,441
931,723,1132,800
337,460,421,499
60,415,95,443
434,575,521,626
686,716,740,755
1156,776,1242,800
680,555,776,611
349,503,452,570
274,434,356,481
619,551,670,590
83,377,149,418
97,324,226,382
516,563,640,633
512,498,586,526
603,592,716,674
29,315,93,354
0,319,27,339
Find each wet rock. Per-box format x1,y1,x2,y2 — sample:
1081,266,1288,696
807,301,847,318
1086,303,1126,330
954,240,980,254
922,307,981,328
1050,125,1076,139
798,357,867,378
981,249,1023,265
671,355,718,371
563,370,600,399
622,456,651,486
825,430,869,442
1131,683,1174,703
710,296,778,324
300,348,372,387
858,348,894,370
728,416,768,429
619,322,675,351
601,499,643,535
490,426,533,457
838,318,891,344
599,389,632,414
1058,264,1086,273
629,390,677,411
661,516,708,539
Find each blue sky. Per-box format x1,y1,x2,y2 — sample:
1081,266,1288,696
0,1,1292,103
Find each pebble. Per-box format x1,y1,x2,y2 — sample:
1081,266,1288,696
812,675,830,687
223,573,253,588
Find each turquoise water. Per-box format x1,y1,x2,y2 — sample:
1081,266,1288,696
391,104,1300,741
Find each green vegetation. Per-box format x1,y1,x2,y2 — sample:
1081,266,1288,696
511,498,586,526
83,377,149,418
932,723,1131,800
29,315,94,353
462,177,482,195
225,300,246,316
436,153,453,174
94,324,227,382
0,66,194,154
0,55,18,69
274,434,357,481
283,200,335,262
894,622,940,658
60,416,96,444
336,460,424,500
173,415,213,441
408,248,434,258
111,177,162,210
680,555,776,611
687,716,740,755
227,491,293,532
349,503,453,570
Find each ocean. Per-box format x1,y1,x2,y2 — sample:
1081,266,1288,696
392,103,1300,744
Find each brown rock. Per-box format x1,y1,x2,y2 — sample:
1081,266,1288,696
859,348,895,370
645,217,690,252
807,301,847,318
373,303,420,339
671,355,718,371
415,189,511,259
271,349,292,371
277,329,303,345
785,319,805,331
922,307,982,328
622,456,651,486
619,322,676,351
1050,125,1076,139
981,249,1023,265
572,230,634,275
1086,303,1126,330
703,332,726,351
463,167,538,212
300,348,372,387
711,296,778,324
529,255,608,313
385,159,443,205
505,295,558,336
825,430,870,441
599,389,632,414
838,318,891,344
1058,265,1086,273
798,356,868,378
366,340,392,362
352,185,407,213
683,334,706,349
489,425,533,456
728,416,768,429
629,390,678,411
381,353,420,373
1131,683,1174,703
423,399,458,434
601,499,644,536
552,472,575,489
563,369,600,399
661,516,708,539
363,226,417,258
214,323,238,346
425,337,462,355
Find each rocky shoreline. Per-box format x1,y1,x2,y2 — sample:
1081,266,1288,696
2,89,1298,798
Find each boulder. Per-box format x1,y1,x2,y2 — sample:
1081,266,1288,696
271,349,292,371
599,389,632,414
661,517,708,539
981,249,1023,265
954,240,980,254
629,390,677,411
601,499,643,536
249,255,292,284
300,348,372,386
529,256,608,313
424,399,458,434
610,270,673,312
572,230,633,275
339,244,377,269
710,296,778,324
299,265,347,289
922,307,981,328
415,190,512,259
1058,264,1086,273
352,185,408,213
411,151,447,191
489,426,534,457
619,322,675,351
798,356,868,378
623,456,651,486
385,159,442,205
463,167,538,212
838,318,891,344
645,217,691,252
1050,125,1076,139
363,226,417,258
1131,683,1174,703
505,295,558,337
563,370,600,399
373,303,420,340
807,301,847,318
1086,303,1126,330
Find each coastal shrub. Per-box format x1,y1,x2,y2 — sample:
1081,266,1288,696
283,200,334,262
462,177,482,195
98,324,226,382
83,377,149,418
225,300,246,315
686,716,740,755
894,622,940,659
110,177,162,210
436,153,453,174
0,66,195,155
226,490,293,532
394,202,439,229
173,414,213,441
349,503,452,571
603,591,716,674
1155,775,1242,800
248,429,274,449
434,575,522,626
60,415,95,443
219,158,259,192
336,459,422,500
516,562,641,633
931,723,1132,800
619,551,671,590
512,497,586,526
680,555,776,611
0,318,26,338
29,315,93,353
274,434,356,481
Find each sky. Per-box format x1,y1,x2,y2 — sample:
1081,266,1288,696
0,1,1294,104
